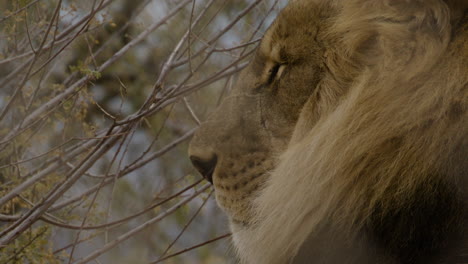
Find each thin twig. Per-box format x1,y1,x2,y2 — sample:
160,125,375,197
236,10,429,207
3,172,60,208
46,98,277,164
72,184,211,264
149,233,232,264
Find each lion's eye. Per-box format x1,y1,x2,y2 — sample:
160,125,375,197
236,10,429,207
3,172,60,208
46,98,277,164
267,64,284,85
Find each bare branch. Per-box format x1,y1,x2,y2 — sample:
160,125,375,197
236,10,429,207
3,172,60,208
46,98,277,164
72,184,211,264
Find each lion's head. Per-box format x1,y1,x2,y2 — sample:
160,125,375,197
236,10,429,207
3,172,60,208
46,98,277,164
189,0,467,263
189,1,345,225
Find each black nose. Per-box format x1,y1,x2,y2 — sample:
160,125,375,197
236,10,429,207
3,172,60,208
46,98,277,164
190,154,217,184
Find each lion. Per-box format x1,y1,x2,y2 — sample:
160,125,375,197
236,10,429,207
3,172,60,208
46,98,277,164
188,0,468,263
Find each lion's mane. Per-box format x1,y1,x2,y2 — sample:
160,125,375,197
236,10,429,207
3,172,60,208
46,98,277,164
232,1,467,263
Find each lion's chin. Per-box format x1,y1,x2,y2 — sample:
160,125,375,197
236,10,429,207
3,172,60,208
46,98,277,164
212,172,266,226
215,196,252,227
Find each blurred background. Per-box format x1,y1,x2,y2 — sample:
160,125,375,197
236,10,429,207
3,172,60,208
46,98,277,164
0,0,286,263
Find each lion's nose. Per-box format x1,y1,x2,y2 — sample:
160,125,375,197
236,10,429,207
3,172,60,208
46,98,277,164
189,154,217,184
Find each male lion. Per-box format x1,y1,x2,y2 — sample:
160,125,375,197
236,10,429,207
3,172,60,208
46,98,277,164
189,0,468,263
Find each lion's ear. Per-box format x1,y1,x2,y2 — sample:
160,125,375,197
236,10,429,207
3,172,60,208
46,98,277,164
377,0,452,72
331,0,454,79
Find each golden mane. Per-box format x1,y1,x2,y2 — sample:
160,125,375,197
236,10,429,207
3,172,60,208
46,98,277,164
233,1,467,263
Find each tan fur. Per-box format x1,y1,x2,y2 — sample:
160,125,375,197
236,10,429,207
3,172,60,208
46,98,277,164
189,0,468,263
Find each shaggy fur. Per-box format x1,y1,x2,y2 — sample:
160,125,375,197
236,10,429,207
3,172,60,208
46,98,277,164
189,0,467,263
